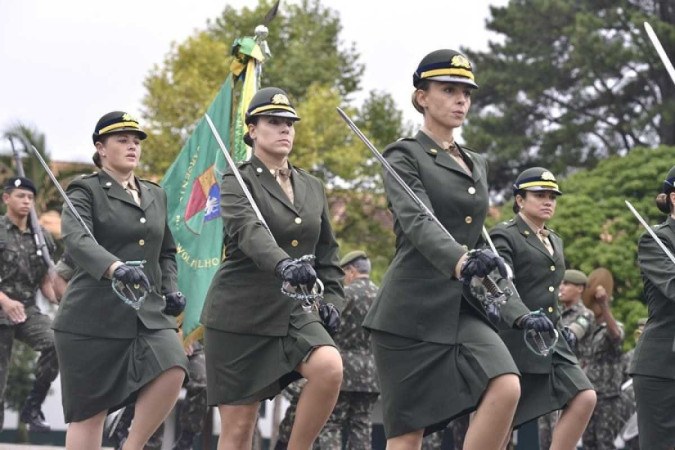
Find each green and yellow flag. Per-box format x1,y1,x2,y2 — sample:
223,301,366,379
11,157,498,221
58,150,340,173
161,37,265,344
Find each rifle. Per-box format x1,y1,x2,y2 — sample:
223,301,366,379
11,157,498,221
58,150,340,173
7,138,55,272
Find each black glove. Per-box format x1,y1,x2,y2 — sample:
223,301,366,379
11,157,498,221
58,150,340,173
275,258,317,288
113,264,151,291
163,291,186,317
484,303,501,327
460,249,508,285
518,311,555,333
562,326,577,351
319,301,341,335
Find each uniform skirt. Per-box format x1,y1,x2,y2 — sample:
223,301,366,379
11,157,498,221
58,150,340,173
370,312,519,438
54,323,188,423
514,352,593,427
633,374,675,450
204,305,335,405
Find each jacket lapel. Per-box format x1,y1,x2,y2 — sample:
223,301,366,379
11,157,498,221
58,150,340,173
138,180,156,211
515,215,555,261
292,164,307,212
99,171,139,208
416,131,476,180
252,157,297,213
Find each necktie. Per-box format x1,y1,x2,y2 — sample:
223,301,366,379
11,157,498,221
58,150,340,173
538,229,553,255
445,143,471,175
124,183,141,206
274,168,294,203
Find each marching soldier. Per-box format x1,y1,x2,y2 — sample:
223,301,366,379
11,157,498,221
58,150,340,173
539,269,595,449
490,167,596,450
630,165,675,450
319,250,379,450
0,176,58,432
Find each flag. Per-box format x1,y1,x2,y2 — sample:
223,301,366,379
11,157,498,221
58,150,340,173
160,76,233,344
231,37,264,161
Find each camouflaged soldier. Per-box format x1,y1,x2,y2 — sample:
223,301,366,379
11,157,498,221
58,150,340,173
538,269,596,449
318,250,379,450
582,282,627,450
0,176,58,432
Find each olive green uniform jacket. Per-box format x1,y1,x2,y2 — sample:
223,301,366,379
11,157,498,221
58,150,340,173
200,156,344,336
631,216,675,379
490,215,577,373
54,170,179,338
363,132,528,344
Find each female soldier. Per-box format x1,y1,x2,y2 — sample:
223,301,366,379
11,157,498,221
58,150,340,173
200,87,344,450
630,165,675,450
489,167,596,450
362,49,530,450
55,111,188,450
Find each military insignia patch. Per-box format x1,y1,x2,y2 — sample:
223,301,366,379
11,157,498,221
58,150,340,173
451,54,471,69
541,171,556,181
13,179,21,188
271,94,290,105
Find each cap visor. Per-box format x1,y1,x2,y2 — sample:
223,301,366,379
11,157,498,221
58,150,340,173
427,75,478,89
102,127,148,140
523,186,562,195
259,110,301,121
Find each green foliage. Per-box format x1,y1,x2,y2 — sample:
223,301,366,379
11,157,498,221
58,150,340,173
492,146,673,349
463,0,675,191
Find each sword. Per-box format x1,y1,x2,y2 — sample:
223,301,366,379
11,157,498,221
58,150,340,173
336,107,508,308
625,200,675,266
204,113,324,306
644,22,675,87
27,145,148,310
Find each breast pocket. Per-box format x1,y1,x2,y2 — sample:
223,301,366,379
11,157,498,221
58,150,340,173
0,247,20,281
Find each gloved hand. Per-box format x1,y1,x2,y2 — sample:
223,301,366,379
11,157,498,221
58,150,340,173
319,301,340,335
484,303,502,327
275,258,317,288
562,326,577,351
163,291,186,317
518,311,555,333
113,264,151,291
460,249,508,285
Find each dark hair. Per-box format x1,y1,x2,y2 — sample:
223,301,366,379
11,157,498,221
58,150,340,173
411,80,431,114
655,192,674,214
243,117,260,147
512,190,526,213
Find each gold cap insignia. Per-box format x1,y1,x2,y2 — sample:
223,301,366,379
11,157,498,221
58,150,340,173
451,54,471,70
14,179,21,188
541,171,556,181
122,112,137,122
271,94,290,105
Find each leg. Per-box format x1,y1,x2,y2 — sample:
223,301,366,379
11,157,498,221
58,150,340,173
464,373,521,450
550,389,596,450
276,382,304,449
289,345,343,450
217,403,260,450
123,367,185,450
538,412,557,450
65,410,107,450
16,311,58,431
318,391,347,450
0,326,15,432
387,429,424,450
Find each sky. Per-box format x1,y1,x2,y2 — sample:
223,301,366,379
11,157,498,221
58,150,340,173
0,0,508,164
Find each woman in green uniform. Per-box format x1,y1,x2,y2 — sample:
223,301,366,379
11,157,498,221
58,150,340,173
362,49,534,450
55,111,188,449
489,167,596,449
200,87,344,450
630,165,675,450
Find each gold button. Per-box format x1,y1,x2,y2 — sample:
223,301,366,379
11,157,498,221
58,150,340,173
468,186,476,195
256,167,263,173
462,245,469,251
140,218,147,224
291,240,299,247
524,230,530,236
548,286,554,292
465,216,472,224
105,182,112,187
139,239,145,246
430,149,438,155
550,265,555,271
548,306,554,313
294,217,302,224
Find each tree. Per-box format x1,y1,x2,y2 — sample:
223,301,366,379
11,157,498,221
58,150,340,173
462,0,675,191
487,145,673,349
141,0,364,175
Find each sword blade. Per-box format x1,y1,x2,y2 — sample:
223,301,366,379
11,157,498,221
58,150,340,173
644,22,675,87
625,199,675,266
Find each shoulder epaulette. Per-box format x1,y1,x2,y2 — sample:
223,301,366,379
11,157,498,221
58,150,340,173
80,172,99,179
140,178,162,188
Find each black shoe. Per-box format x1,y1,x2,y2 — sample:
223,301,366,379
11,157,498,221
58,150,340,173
19,405,50,432
172,431,196,450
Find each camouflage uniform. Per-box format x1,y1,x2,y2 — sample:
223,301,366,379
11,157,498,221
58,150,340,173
582,322,627,450
276,380,320,450
538,301,595,449
420,415,470,450
0,214,57,430
318,277,379,450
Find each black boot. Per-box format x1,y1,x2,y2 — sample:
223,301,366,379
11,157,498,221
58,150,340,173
172,431,196,450
19,385,50,432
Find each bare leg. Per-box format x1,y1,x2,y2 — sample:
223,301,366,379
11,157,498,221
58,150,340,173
550,389,596,450
464,374,520,450
288,346,343,450
123,367,185,450
217,403,259,450
65,410,107,450
386,429,424,450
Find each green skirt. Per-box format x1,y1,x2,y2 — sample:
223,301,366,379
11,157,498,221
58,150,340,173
204,306,335,405
514,352,593,427
55,325,188,422
633,374,675,450
371,312,519,438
